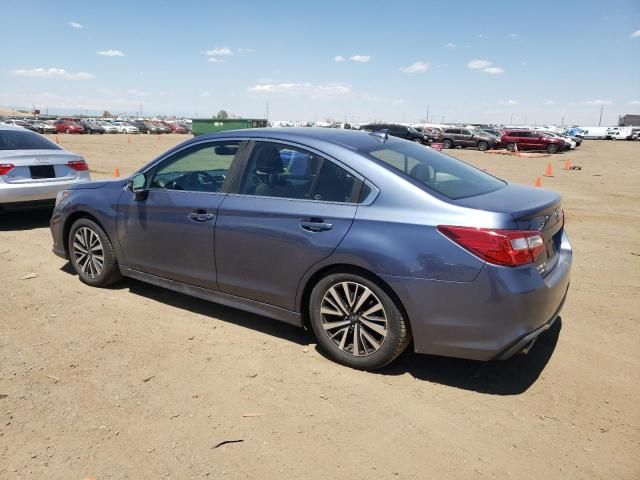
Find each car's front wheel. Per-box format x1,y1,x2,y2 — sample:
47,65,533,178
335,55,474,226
69,218,122,287
477,141,489,151
309,272,411,370
546,143,559,154
442,139,453,149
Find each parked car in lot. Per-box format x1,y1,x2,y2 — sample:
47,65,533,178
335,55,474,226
97,121,118,134
438,128,499,151
28,120,57,134
165,122,188,134
0,125,91,211
50,128,571,370
537,131,576,150
80,120,106,135
53,120,84,134
129,120,149,134
501,130,566,153
2,119,38,132
113,121,140,134
361,123,430,144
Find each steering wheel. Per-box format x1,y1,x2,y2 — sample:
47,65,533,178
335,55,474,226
176,170,221,192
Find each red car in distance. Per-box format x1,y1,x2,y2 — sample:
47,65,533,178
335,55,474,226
500,130,566,154
165,123,188,134
53,119,84,134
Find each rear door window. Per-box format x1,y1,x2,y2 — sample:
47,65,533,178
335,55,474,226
237,142,362,203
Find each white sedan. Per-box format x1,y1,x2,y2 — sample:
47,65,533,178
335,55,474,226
0,125,91,210
98,121,119,134
113,121,140,134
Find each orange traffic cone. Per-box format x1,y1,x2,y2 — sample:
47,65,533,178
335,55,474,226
543,162,554,177
128,136,132,144
114,167,120,178
55,135,59,144
564,159,571,170
534,177,542,187
513,142,519,154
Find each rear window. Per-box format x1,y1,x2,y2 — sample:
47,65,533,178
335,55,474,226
0,130,61,150
362,141,505,200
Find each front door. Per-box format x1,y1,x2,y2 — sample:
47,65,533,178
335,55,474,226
117,140,245,289
215,141,361,310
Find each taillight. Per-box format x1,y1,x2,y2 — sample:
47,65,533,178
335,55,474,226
0,163,15,176
67,160,89,171
437,225,545,267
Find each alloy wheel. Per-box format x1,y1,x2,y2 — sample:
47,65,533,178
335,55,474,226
320,281,388,357
73,227,105,279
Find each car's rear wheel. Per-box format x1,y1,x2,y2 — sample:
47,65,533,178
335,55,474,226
477,141,489,151
309,272,411,370
546,143,559,154
69,218,122,287
506,142,516,152
442,139,453,149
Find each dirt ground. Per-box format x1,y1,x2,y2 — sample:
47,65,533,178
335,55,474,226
1,133,639,479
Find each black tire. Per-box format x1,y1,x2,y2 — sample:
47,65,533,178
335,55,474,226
546,143,559,154
68,218,122,287
442,138,453,149
506,142,516,152
477,141,489,151
309,272,412,370
413,138,423,144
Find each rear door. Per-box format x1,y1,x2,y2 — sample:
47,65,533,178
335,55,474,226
459,129,474,147
215,141,362,310
117,139,246,289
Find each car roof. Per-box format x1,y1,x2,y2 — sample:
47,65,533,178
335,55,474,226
0,123,29,131
195,127,407,152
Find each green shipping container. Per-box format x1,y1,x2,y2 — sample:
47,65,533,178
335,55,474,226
191,118,268,136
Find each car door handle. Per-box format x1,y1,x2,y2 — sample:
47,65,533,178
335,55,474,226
300,220,333,232
188,210,215,222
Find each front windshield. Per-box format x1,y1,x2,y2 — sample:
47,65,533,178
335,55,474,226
361,140,505,200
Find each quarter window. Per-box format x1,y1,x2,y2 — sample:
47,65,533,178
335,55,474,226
150,141,241,193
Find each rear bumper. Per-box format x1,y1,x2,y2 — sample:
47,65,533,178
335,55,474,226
382,231,572,361
0,176,90,205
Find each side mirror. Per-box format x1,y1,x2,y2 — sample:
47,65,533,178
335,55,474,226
128,172,148,200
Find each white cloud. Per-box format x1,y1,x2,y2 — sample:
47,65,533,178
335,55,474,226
247,82,352,97
69,21,83,29
349,55,371,62
477,34,484,39
334,55,346,62
11,67,94,80
584,99,612,105
392,99,404,105
206,47,233,56
207,57,225,63
237,48,255,53
508,33,519,38
400,61,429,73
629,100,640,105
468,59,492,69
201,91,211,97
445,43,456,48
97,49,125,57
630,30,640,38
545,100,556,105
499,99,518,105
468,59,504,74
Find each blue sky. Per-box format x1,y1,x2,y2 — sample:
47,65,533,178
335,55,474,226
1,0,639,125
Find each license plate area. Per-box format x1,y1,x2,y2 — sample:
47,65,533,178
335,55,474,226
29,165,56,179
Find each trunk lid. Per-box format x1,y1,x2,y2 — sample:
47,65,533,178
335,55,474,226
0,149,84,184
453,183,564,274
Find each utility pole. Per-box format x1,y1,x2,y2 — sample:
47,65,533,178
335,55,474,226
510,113,513,124
402,112,405,123
140,103,143,117
266,101,269,121
598,104,603,126
561,116,564,127
426,104,430,123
